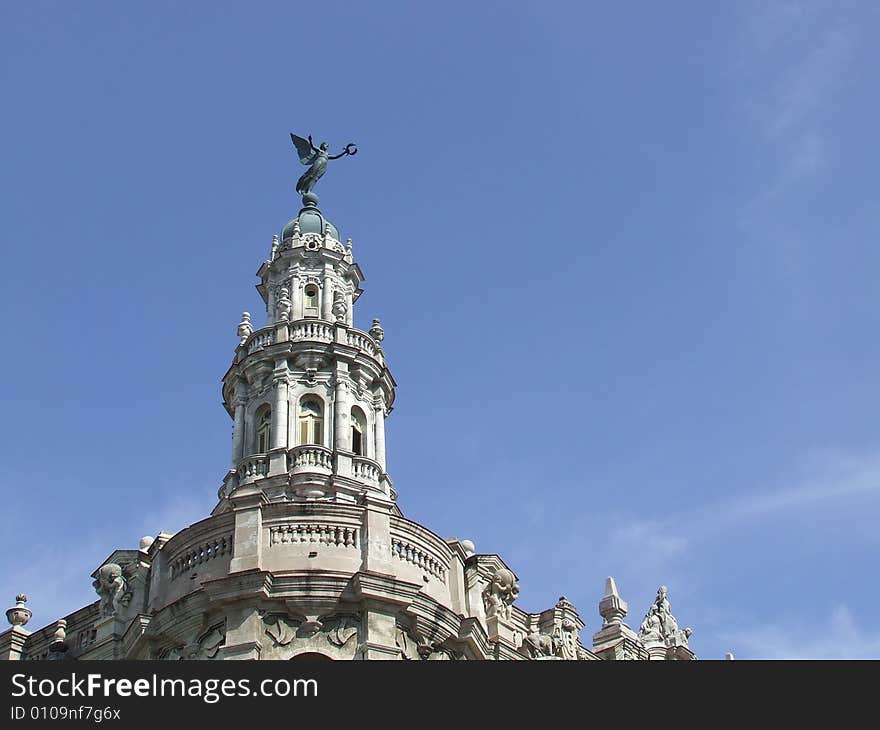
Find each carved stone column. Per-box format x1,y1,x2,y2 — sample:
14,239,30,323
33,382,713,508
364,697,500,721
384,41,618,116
230,380,248,467
269,372,289,476
373,401,386,470
321,268,334,321
334,377,351,453
291,273,302,320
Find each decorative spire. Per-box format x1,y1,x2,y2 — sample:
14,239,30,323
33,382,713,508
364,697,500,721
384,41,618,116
6,594,31,628
598,576,628,626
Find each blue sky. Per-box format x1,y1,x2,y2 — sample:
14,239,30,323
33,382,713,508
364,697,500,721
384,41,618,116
2,1,879,659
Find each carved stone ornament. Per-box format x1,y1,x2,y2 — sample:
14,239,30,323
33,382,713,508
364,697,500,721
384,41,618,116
638,585,692,648
368,318,384,343
482,568,519,621
237,312,253,346
521,617,578,660
276,286,291,321
395,623,462,661
6,594,31,628
263,614,360,658
92,563,135,618
160,623,226,660
331,290,348,322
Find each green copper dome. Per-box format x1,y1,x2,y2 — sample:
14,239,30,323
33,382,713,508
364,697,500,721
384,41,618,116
281,200,340,241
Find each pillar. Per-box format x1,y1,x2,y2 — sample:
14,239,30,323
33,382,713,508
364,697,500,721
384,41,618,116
231,380,247,467
334,378,351,452
291,274,301,320
321,270,333,321
373,402,386,469
269,373,289,476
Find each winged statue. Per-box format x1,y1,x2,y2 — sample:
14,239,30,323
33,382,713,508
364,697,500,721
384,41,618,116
290,133,357,198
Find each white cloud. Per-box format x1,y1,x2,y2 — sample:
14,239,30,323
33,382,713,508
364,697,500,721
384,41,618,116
720,605,880,659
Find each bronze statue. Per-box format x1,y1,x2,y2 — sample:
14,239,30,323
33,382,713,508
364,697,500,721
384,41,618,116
290,133,357,198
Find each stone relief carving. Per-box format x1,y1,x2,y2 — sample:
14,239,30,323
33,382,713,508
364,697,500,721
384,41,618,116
523,631,557,658
93,563,135,618
482,568,519,621
159,622,226,660
521,618,578,660
395,623,463,661
638,585,692,647
301,233,323,251
263,614,360,657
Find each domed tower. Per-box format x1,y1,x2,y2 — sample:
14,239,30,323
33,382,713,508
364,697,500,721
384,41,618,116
217,192,395,506
5,136,668,664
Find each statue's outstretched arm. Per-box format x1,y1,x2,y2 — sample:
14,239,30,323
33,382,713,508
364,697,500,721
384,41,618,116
328,143,358,160
308,135,319,153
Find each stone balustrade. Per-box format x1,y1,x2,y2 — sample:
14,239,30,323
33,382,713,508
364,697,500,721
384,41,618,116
346,329,380,358
268,523,359,548
290,320,334,342
246,329,274,354
389,517,452,583
351,455,381,483
237,455,269,483
240,322,383,364
170,534,233,579
289,445,333,473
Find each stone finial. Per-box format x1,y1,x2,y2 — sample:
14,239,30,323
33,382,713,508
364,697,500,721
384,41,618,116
270,234,279,260
345,238,353,253
237,312,253,346
52,619,67,644
460,539,475,557
599,576,628,626
6,594,31,628
139,535,155,552
369,318,384,343
48,619,69,658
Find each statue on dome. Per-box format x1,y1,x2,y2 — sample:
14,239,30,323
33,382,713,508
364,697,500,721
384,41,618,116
290,133,357,199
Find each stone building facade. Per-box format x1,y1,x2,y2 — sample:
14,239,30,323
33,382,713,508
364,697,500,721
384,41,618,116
1,177,696,662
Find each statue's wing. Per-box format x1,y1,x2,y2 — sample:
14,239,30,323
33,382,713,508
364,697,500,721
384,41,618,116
290,133,315,165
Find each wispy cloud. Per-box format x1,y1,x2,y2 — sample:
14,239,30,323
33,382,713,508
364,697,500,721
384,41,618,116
735,2,858,211
604,446,880,564
720,605,880,659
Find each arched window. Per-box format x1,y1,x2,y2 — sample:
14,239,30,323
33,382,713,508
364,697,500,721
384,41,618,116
304,284,319,317
255,405,272,453
351,406,367,456
299,398,323,446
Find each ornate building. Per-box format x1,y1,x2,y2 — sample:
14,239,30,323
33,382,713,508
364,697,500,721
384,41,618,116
1,144,696,661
